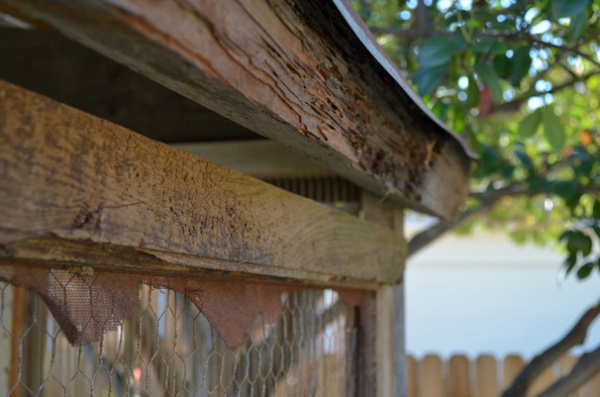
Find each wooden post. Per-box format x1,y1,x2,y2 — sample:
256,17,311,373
360,192,406,397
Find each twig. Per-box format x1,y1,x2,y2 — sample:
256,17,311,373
407,199,496,257
537,345,600,397
368,26,600,69
502,300,600,397
490,70,600,115
469,183,600,201
526,34,600,69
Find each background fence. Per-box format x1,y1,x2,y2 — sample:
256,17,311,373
407,354,600,397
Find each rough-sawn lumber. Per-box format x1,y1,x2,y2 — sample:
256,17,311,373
0,80,405,287
0,0,472,219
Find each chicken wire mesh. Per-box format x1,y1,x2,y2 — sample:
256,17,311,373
0,280,359,397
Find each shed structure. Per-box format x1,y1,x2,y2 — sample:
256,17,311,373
0,1,473,396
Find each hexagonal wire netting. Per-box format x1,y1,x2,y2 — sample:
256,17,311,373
0,281,358,397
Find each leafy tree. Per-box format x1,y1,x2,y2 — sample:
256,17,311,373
352,0,600,395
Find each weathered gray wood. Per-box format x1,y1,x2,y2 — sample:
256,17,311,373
0,0,472,219
360,192,406,397
0,80,405,288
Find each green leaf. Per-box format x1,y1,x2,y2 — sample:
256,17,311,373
466,76,480,108
509,47,532,88
593,200,600,218
542,107,566,150
551,0,590,19
562,230,592,256
552,180,582,210
519,109,542,138
472,40,507,55
493,55,512,79
474,63,502,105
413,64,449,96
432,100,450,120
566,10,588,42
576,262,595,279
514,148,535,176
418,37,459,68
563,253,578,275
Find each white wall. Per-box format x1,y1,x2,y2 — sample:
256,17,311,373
406,230,600,359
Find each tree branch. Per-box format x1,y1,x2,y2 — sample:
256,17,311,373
369,25,600,68
537,344,600,397
407,199,496,257
502,300,600,397
410,177,600,257
490,70,600,115
526,34,600,69
470,182,600,201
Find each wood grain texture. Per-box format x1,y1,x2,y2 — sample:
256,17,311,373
360,192,406,397
0,0,472,219
0,80,405,287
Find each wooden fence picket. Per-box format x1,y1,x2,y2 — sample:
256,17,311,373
407,354,593,397
502,355,525,390
407,355,418,397
475,355,498,397
419,355,445,397
448,355,471,397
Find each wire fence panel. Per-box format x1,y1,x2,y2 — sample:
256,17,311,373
0,282,358,397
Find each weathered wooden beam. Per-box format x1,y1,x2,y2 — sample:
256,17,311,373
0,0,472,219
0,80,405,288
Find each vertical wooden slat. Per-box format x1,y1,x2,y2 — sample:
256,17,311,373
0,283,14,394
393,210,407,397
419,355,445,397
360,191,406,397
475,354,498,397
394,281,407,397
503,355,525,390
449,354,472,397
9,286,24,397
359,291,377,397
376,285,396,397
407,355,418,397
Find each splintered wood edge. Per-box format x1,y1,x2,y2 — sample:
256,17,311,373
0,80,405,287
0,0,472,219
